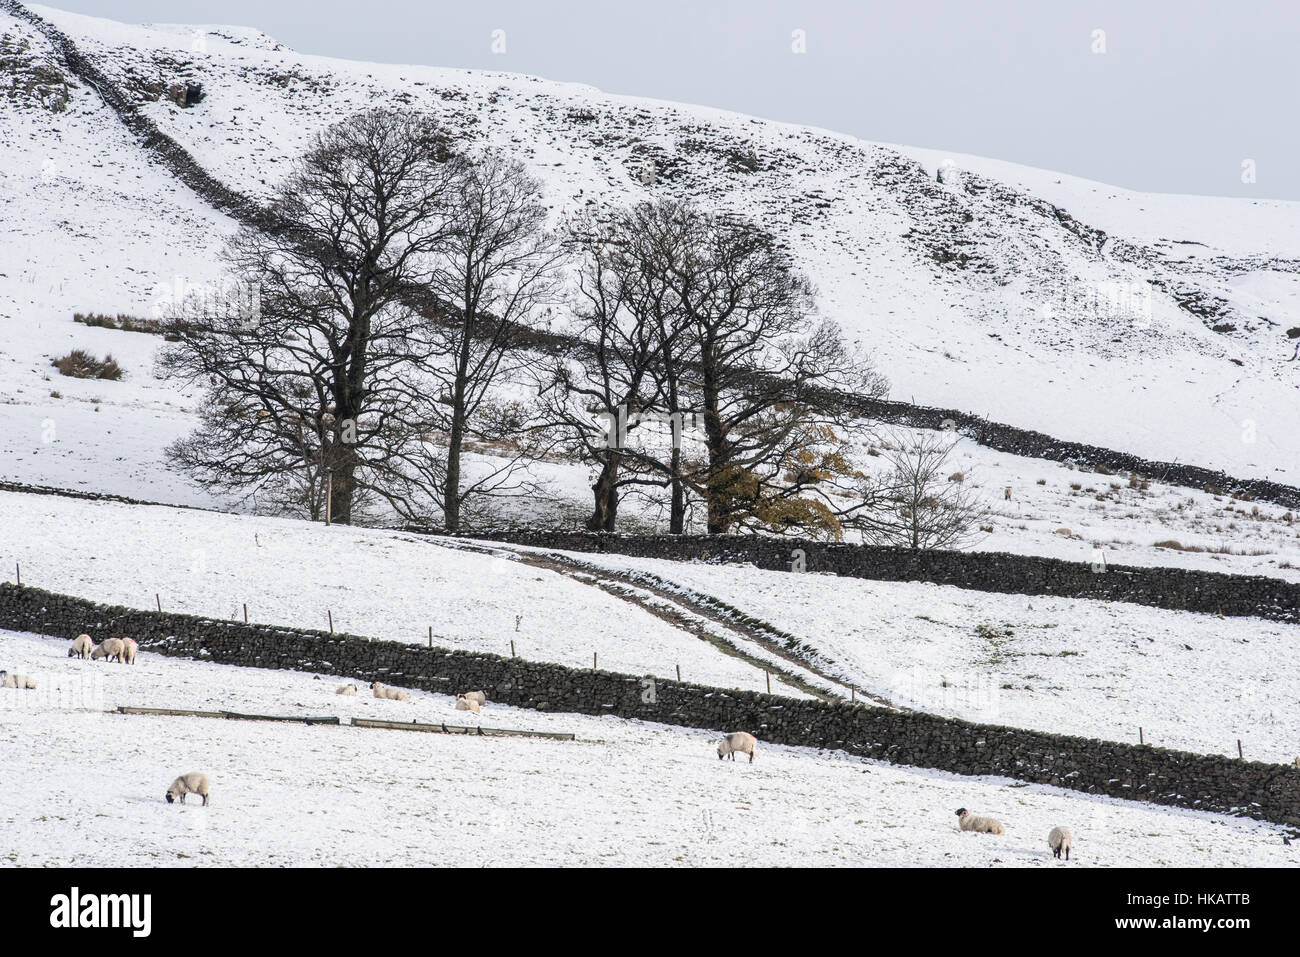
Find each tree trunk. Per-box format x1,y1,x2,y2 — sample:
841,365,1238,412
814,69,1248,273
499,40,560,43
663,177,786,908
443,413,463,532
442,289,478,531
328,453,357,525
587,453,620,532
443,372,469,531
668,445,686,534
700,354,729,535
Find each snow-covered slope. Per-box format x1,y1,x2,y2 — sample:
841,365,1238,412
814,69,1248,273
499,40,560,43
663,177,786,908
1,627,1293,867
2,3,1298,490
540,546,1300,761
6,488,1298,760
0,490,799,694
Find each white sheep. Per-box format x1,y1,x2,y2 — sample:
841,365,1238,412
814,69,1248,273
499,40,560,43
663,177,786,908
955,808,1004,834
67,634,94,659
371,681,410,702
461,690,487,707
120,637,138,665
91,638,124,663
1049,826,1072,860
455,694,481,714
165,772,210,806
716,731,757,763
0,671,36,690
336,683,357,696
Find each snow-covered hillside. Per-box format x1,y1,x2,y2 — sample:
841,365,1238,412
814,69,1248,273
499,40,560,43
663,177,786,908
0,490,813,695
2,3,1298,489
5,488,1298,760
538,546,1300,762
6,1,1300,876
1,627,1293,867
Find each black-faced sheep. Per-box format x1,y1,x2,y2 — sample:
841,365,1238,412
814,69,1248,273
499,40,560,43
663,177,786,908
68,634,94,659
956,808,1004,834
716,731,757,763
165,772,210,806
455,694,481,714
371,681,410,702
1049,826,1072,859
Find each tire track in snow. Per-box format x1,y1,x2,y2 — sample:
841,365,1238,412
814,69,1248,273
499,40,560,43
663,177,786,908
429,537,901,711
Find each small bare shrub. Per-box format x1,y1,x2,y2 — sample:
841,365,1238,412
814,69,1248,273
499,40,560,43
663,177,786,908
52,349,123,380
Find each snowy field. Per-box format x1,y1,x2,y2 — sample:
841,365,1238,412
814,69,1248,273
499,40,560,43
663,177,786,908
0,490,810,695
929,432,1300,583
504,546,1300,763
1,627,1293,868
4,488,1297,761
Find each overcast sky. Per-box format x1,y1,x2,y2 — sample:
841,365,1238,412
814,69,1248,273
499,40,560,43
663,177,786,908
45,0,1300,200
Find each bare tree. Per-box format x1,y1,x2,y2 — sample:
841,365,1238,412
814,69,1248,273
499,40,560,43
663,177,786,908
845,432,986,549
424,151,565,531
537,207,689,531
158,109,461,523
660,203,887,534
541,200,886,536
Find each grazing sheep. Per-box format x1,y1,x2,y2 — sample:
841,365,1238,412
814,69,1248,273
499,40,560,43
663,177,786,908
67,634,94,659
1049,826,1072,860
336,684,357,696
716,731,758,763
455,694,481,714
120,637,138,665
371,681,410,702
461,690,487,707
955,808,1004,834
91,638,124,663
0,671,36,690
165,772,210,806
